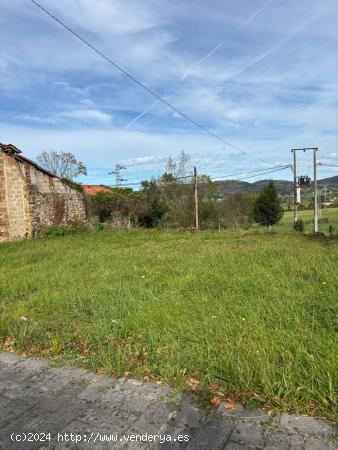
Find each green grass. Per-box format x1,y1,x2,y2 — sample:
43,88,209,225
0,226,337,419
280,207,338,234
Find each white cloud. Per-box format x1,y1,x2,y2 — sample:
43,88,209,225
60,109,112,123
14,114,56,124
1,0,338,183
51,0,165,35
121,155,168,166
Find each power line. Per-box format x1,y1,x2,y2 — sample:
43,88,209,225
117,164,291,188
210,164,290,181
29,0,270,165
226,165,290,181
318,162,338,168
118,164,290,188
116,174,193,188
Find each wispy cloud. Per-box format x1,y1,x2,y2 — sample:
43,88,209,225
124,101,161,130
239,0,275,29
181,41,224,80
121,155,168,166
0,0,337,181
60,109,112,123
123,0,279,130
124,39,225,130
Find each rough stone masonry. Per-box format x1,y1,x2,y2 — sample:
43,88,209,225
0,144,86,241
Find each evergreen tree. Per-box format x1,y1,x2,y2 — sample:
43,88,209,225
253,181,283,227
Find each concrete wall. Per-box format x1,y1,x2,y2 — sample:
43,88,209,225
0,151,86,241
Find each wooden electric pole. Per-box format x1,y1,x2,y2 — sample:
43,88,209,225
194,166,199,230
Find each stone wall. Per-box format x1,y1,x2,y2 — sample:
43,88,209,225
28,188,86,235
0,151,86,241
0,154,9,240
0,152,31,240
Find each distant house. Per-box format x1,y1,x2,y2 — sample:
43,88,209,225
82,185,112,196
0,143,86,241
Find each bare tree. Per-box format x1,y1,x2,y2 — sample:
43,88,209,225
36,150,87,180
166,150,191,179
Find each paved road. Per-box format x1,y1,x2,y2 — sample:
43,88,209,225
0,352,336,449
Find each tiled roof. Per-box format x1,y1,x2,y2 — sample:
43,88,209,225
82,185,112,196
0,143,22,154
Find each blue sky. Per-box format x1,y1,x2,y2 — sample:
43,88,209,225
1,0,337,185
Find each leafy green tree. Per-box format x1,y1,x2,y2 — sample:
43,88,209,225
253,181,283,227
140,180,168,227
87,189,148,223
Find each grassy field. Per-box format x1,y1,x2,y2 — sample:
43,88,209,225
280,207,338,234
0,226,337,419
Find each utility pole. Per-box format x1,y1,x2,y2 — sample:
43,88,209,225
194,166,199,230
291,147,319,232
291,149,298,224
313,147,318,232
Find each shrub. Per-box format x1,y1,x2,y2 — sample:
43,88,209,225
329,225,335,238
86,190,149,226
39,221,87,237
293,219,304,232
39,225,72,237
69,221,87,233
94,218,105,231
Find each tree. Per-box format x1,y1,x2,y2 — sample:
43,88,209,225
36,150,87,180
87,189,148,224
166,150,191,179
156,152,194,227
140,180,168,227
253,181,283,227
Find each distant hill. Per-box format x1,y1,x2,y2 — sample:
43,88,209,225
317,175,338,186
213,175,338,197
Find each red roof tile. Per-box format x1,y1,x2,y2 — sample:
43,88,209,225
82,185,112,196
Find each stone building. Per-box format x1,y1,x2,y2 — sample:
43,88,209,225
0,143,86,241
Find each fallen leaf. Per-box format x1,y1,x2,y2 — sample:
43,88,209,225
304,403,315,409
3,338,15,351
186,377,200,391
224,398,235,409
211,396,222,405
